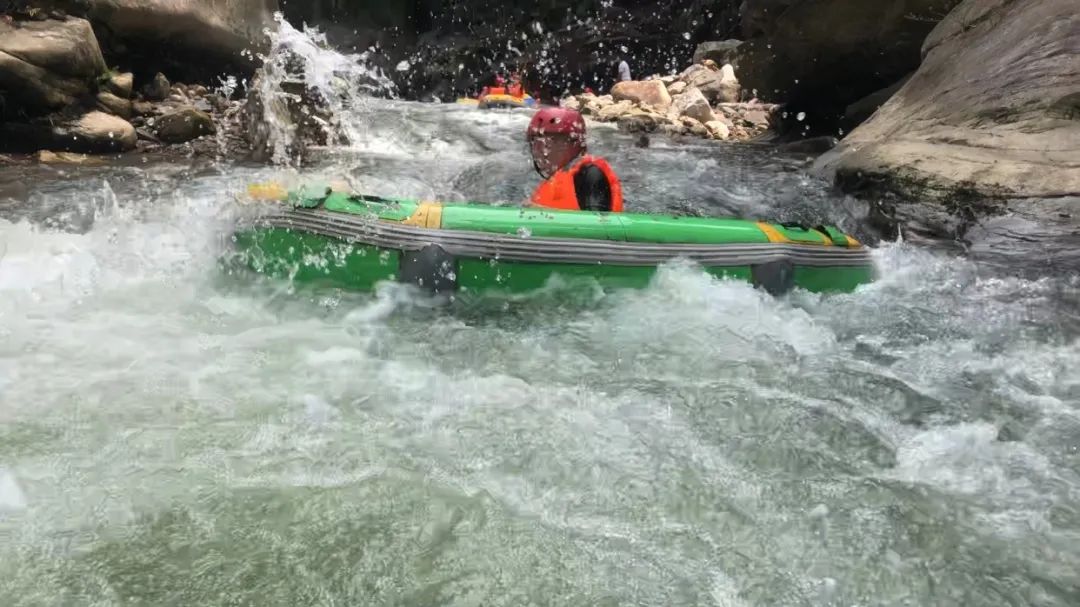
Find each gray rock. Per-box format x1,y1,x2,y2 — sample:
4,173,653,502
777,136,839,155
61,111,137,152
62,0,276,73
692,40,744,66
705,120,731,140
142,72,171,101
107,72,134,98
815,0,1080,208
0,111,134,154
672,87,715,124
843,74,912,129
742,110,772,128
154,107,216,143
132,100,156,116
611,80,672,111
683,65,740,104
96,91,132,118
0,17,106,114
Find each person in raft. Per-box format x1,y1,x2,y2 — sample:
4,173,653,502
526,107,623,213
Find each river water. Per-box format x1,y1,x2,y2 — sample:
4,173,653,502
2,24,1080,607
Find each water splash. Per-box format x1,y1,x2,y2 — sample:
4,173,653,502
249,13,397,165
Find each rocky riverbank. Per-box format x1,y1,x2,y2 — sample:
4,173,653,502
0,2,273,161
560,60,781,142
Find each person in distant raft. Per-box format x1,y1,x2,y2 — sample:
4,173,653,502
526,107,623,213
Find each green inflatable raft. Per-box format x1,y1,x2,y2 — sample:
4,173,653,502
228,185,875,296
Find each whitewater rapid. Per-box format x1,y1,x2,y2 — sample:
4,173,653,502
1,18,1078,607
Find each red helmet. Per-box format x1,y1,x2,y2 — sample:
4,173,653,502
527,107,586,141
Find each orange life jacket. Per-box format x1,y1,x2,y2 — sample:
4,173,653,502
530,155,624,213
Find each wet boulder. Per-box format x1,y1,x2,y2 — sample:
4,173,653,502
153,107,215,143
611,80,672,112
0,16,106,116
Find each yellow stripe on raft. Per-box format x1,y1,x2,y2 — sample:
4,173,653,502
402,201,444,229
247,182,289,201
756,222,791,244
756,222,848,246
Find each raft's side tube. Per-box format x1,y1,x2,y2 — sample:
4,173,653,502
255,208,872,269
317,194,862,250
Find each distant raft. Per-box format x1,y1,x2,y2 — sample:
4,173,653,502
230,187,876,297
476,92,536,109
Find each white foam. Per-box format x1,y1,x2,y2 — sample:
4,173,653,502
0,468,27,513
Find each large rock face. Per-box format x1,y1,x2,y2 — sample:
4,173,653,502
733,0,963,132
0,17,106,116
814,0,1080,236
53,0,279,79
